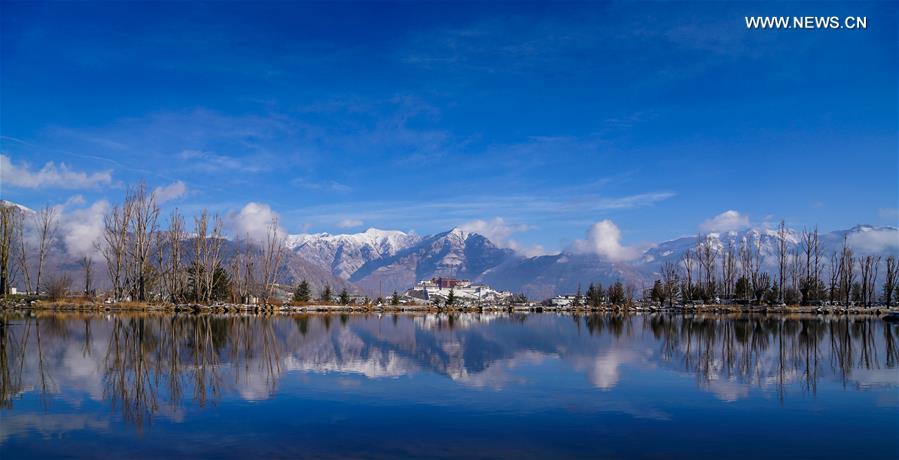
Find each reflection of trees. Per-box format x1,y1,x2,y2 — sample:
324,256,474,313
0,313,293,431
1,313,65,408
646,314,896,397
1,312,897,431
104,317,159,431
0,315,27,408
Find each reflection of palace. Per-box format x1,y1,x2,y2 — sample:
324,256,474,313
1,313,897,430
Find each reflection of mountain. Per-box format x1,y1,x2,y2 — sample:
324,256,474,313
1,313,897,431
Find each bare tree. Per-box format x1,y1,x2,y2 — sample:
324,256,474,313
34,205,60,295
99,202,133,300
696,235,719,300
203,215,225,304
661,261,679,308
242,234,257,301
801,227,821,303
751,236,763,298
681,248,695,302
884,256,898,307
625,283,636,306
80,256,93,297
192,210,208,302
15,215,31,293
776,220,787,302
858,255,880,308
165,209,186,303
739,237,754,296
0,206,21,295
812,227,821,298
720,240,737,301
259,219,285,303
828,251,840,304
191,210,225,304
229,237,253,303
127,183,160,302
837,237,854,306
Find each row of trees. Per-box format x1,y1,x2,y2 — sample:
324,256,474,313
567,281,637,308
0,182,287,304
292,280,403,306
0,204,62,297
650,222,898,307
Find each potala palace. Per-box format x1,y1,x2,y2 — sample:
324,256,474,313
406,277,515,306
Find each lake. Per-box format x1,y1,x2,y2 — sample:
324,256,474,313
1,312,896,459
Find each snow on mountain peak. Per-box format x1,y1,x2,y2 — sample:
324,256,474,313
0,200,35,214
447,227,469,240
287,228,422,280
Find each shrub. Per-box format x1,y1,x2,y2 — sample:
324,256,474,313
46,274,72,301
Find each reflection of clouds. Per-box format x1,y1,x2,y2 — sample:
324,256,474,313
60,345,106,401
589,353,622,390
283,349,418,380
705,379,750,402
0,413,109,442
849,368,899,389
3,312,897,431
236,369,278,401
454,351,547,389
571,349,643,391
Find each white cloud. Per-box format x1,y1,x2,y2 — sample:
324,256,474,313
570,219,641,262
0,154,112,189
459,217,548,256
699,210,750,233
847,228,899,254
65,195,86,206
61,200,109,260
336,218,363,228
227,202,284,243
507,241,549,258
460,217,528,245
153,180,187,204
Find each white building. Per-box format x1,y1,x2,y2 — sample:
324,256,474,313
407,277,513,306
549,295,579,307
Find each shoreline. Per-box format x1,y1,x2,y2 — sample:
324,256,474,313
2,300,897,317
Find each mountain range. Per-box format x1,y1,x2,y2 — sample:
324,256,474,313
3,200,897,299
286,224,898,299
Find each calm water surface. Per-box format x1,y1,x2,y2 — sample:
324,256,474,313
1,312,896,459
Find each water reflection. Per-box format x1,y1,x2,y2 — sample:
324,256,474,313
1,312,897,432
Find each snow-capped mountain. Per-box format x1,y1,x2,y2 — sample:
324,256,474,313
0,200,35,214
640,224,898,276
348,228,519,296
480,224,898,298
285,223,897,298
6,192,895,300
286,228,422,280
480,253,645,301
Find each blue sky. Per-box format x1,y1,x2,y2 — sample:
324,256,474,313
1,1,896,254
